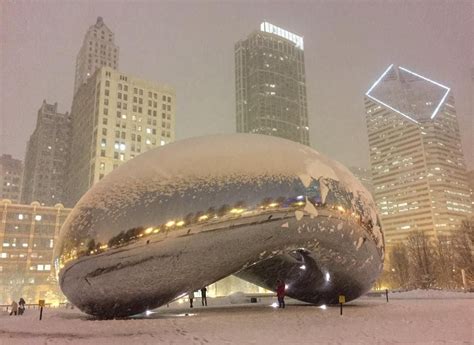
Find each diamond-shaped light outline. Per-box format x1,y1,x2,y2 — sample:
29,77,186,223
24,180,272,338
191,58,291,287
365,64,450,124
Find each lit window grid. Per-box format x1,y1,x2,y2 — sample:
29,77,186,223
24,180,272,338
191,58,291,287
365,96,471,245
0,202,71,293
90,68,175,185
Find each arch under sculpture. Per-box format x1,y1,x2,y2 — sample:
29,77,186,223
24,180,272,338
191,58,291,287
55,134,384,318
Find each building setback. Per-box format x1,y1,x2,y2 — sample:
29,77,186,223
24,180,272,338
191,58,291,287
364,64,472,245
235,22,310,145
65,67,176,206
74,17,119,96
21,101,70,206
0,200,71,304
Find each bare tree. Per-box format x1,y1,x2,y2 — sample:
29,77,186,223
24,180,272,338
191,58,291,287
432,236,457,289
406,231,435,289
452,219,473,288
388,244,411,289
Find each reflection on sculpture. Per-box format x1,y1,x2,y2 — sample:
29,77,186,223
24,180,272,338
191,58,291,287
55,134,384,318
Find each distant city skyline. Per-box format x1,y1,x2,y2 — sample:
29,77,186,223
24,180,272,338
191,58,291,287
1,1,472,169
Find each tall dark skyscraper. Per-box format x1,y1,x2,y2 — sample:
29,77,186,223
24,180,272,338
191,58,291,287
364,64,472,245
21,101,71,206
235,22,309,145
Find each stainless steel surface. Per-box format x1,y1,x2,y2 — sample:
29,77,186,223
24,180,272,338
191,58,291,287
55,134,384,318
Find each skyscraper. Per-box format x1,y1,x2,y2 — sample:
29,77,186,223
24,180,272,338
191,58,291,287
21,101,70,206
348,166,374,197
66,67,176,206
73,17,119,96
467,170,474,209
0,154,23,203
364,64,472,245
235,22,309,145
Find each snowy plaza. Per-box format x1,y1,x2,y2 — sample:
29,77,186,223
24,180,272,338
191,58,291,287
1,2,473,345
1,290,472,345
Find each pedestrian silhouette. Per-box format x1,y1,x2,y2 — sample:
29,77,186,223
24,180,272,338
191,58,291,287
201,287,207,306
276,280,286,308
18,298,26,315
9,300,18,316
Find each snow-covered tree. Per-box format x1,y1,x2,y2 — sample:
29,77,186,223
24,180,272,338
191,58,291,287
389,244,410,289
406,231,435,289
432,236,457,289
452,220,473,288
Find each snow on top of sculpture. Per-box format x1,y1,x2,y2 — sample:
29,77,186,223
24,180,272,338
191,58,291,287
56,134,383,263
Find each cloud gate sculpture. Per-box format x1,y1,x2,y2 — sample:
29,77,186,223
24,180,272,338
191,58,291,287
55,134,384,318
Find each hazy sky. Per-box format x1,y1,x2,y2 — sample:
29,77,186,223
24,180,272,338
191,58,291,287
1,0,472,169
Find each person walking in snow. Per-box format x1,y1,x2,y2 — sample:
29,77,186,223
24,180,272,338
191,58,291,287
9,300,18,316
18,297,26,315
276,280,286,308
201,287,208,306
188,291,194,308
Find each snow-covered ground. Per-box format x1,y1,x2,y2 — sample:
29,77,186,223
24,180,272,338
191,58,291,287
1,290,472,345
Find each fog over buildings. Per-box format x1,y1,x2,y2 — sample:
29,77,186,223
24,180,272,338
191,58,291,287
1,1,472,171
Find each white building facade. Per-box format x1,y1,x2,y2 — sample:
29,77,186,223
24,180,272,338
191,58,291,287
66,67,176,206
73,17,119,96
